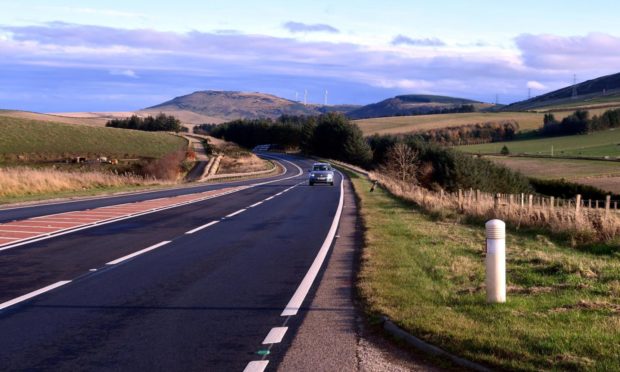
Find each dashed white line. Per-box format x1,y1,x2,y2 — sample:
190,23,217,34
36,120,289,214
265,196,274,201
185,221,219,235
106,241,171,265
249,201,263,208
0,281,71,310
243,360,269,372
262,327,288,344
225,209,246,218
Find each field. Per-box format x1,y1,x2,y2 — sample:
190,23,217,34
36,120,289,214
0,115,187,161
458,128,620,157
351,173,620,371
0,109,112,126
354,112,545,136
486,156,620,180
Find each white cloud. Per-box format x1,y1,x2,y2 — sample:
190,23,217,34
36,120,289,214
526,81,545,90
109,69,138,78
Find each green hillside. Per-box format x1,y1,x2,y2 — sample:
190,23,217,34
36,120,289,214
504,72,620,111
0,115,187,161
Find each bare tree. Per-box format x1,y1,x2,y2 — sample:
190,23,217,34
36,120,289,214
382,142,419,184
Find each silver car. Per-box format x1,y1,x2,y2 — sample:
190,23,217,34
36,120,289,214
308,162,334,186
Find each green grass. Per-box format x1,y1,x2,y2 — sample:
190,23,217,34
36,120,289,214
352,174,620,371
0,115,187,161
458,128,620,158
484,156,620,180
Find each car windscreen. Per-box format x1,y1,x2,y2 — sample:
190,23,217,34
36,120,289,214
313,165,329,171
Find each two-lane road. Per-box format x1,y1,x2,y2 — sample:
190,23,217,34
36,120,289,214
0,154,345,371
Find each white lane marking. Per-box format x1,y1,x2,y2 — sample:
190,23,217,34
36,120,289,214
281,172,344,316
264,196,274,201
249,201,263,208
225,209,246,218
0,281,71,310
243,360,269,372
262,327,288,344
185,221,219,235
106,241,171,265
0,155,304,253
275,192,283,196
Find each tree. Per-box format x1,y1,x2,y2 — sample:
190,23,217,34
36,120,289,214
500,145,510,155
382,142,419,183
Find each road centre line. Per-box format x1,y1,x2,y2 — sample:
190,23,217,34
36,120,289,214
225,209,246,218
106,241,171,265
0,281,72,311
185,221,219,235
249,201,263,208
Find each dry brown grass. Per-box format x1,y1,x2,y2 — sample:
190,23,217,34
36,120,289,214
0,167,169,199
370,172,620,243
217,153,271,174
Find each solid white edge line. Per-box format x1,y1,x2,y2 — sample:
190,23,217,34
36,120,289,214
106,241,171,265
0,280,72,310
185,221,219,235
226,209,246,218
264,196,274,201
243,360,269,372
281,172,344,316
262,327,288,344
249,201,263,208
0,155,303,252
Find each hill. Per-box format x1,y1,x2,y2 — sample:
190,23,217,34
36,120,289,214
504,72,620,111
346,94,489,119
0,115,187,162
144,90,357,122
0,109,113,126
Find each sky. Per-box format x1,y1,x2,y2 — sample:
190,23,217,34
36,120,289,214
1,0,620,112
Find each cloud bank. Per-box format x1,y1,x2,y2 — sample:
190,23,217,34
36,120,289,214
283,21,339,34
0,22,618,111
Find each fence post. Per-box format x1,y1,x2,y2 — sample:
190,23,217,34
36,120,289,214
520,193,525,208
458,189,463,210
476,189,480,202
494,193,500,210
550,196,555,213
486,219,506,304
605,195,611,217
588,199,592,209
528,194,533,212
575,194,581,217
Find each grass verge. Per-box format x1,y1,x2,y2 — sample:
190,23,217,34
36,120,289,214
350,172,620,371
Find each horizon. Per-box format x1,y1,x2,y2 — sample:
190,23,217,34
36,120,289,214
2,0,620,112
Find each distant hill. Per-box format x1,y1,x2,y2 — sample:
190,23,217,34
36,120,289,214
144,91,357,122
504,72,620,111
347,94,487,119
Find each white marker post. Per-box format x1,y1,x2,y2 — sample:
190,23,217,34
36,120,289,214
485,219,506,303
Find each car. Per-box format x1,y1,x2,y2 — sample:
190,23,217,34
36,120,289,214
308,162,334,186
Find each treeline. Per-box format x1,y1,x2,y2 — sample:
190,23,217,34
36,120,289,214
209,113,372,166
106,114,182,132
541,108,620,136
390,104,476,117
411,120,518,145
368,134,533,194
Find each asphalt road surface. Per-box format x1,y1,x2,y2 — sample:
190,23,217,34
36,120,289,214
0,154,345,371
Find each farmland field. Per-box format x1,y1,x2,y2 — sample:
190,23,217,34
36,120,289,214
0,115,187,161
354,111,545,136
458,129,620,157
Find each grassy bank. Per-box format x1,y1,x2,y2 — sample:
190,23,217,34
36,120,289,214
351,173,620,371
0,167,170,204
0,115,187,161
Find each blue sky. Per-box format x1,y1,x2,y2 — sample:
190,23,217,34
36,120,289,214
1,0,620,112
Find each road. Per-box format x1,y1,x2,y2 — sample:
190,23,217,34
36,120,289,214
0,154,345,371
